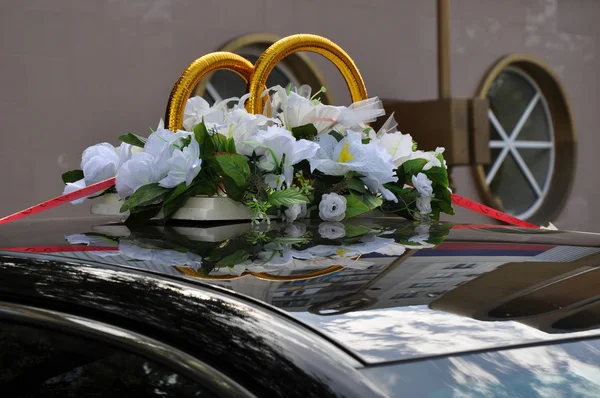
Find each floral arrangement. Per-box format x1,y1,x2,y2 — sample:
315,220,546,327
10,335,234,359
61,85,454,224
66,220,451,276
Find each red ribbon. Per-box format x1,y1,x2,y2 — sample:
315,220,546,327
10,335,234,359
451,193,538,229
0,177,539,229
0,246,119,253
0,178,116,225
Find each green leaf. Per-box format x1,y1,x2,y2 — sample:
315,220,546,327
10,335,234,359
344,193,383,218
346,178,367,193
424,165,449,188
62,170,84,184
329,131,344,142
194,121,215,159
124,203,162,225
162,182,191,220
120,183,170,213
213,134,229,152
268,189,309,206
402,158,428,178
217,250,249,267
119,133,147,147
227,137,236,153
291,124,318,140
344,224,374,238
215,153,250,186
222,175,246,202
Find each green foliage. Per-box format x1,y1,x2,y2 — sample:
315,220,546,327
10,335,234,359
215,153,251,186
62,170,84,184
118,133,147,147
120,184,170,213
346,178,367,193
268,189,309,206
291,124,318,140
344,192,383,218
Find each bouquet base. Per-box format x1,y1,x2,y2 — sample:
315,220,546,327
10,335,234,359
91,193,252,221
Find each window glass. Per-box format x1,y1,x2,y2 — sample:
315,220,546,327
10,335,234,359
361,338,600,397
0,323,218,397
483,67,554,220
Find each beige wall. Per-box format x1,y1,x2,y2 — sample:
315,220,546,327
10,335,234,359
0,0,598,231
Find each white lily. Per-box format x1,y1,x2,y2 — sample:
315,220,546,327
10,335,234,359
369,113,414,167
271,85,341,134
159,135,202,188
119,240,202,268
256,125,319,185
310,131,397,198
410,147,446,170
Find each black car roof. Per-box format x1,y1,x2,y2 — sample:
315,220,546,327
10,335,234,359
2,217,600,365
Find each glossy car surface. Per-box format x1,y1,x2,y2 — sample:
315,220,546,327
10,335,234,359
3,217,600,397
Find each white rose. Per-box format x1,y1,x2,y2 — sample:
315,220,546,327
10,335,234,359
283,204,302,223
115,152,164,199
416,195,432,216
318,193,347,221
81,143,119,185
412,173,433,197
284,222,307,238
318,222,346,239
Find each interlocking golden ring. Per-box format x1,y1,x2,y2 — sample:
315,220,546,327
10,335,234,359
165,52,254,131
247,34,368,114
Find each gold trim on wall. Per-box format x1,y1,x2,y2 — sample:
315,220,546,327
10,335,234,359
472,54,577,224
191,33,333,104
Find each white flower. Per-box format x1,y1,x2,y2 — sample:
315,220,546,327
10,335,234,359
271,85,341,134
409,224,431,244
375,243,407,256
318,222,346,239
416,195,432,215
284,222,307,238
182,96,234,132
264,174,285,190
81,142,133,185
256,125,319,185
119,240,202,268
143,128,189,177
63,178,87,204
283,204,303,222
412,173,433,197
318,193,347,222
310,131,398,200
159,135,202,188
309,131,372,176
410,147,446,170
369,113,414,167
360,143,399,202
116,152,164,199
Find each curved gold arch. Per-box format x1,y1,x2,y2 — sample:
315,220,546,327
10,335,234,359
472,53,576,224
247,34,367,114
174,265,345,282
165,52,254,131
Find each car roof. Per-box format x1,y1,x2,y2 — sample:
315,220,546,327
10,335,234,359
2,216,600,365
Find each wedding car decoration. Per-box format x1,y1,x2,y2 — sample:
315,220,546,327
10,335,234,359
61,84,453,224
65,220,452,279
